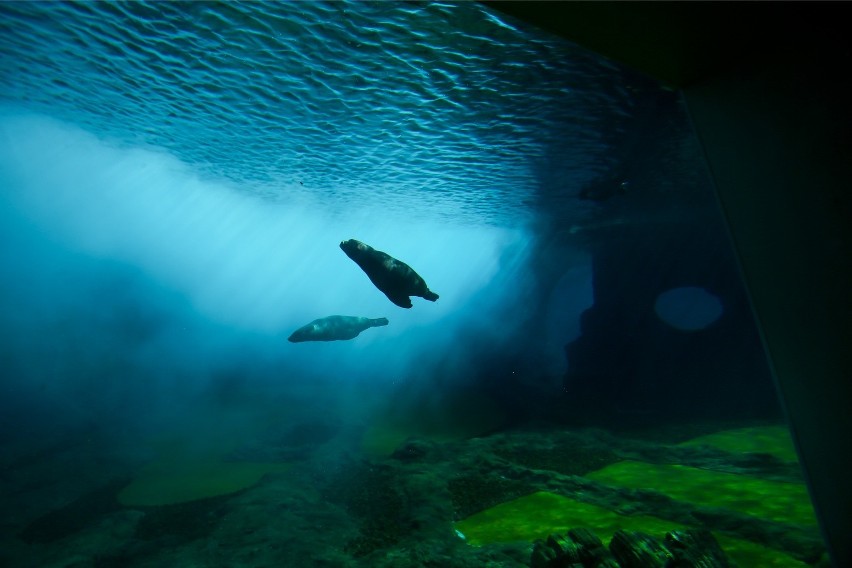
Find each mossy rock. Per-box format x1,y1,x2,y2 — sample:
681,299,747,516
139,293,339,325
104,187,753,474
454,491,681,546
715,534,810,568
449,472,531,519
679,425,798,462
118,460,290,507
134,493,232,543
362,389,505,456
586,460,817,527
19,477,129,544
492,442,618,477
454,492,810,567
322,463,407,558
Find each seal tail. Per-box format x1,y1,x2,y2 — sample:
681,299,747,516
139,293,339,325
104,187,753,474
423,290,439,302
372,317,389,327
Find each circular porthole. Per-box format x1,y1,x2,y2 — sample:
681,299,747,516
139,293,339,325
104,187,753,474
654,287,723,331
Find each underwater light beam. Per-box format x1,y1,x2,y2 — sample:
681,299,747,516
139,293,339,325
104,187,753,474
0,109,539,397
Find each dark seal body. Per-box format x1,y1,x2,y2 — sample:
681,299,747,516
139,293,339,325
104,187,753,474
288,315,388,342
340,239,439,309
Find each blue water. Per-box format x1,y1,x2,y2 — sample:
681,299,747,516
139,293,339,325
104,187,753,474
0,0,679,389
0,0,684,226
0,2,803,567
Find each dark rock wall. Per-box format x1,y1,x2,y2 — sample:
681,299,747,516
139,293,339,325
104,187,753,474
562,220,780,424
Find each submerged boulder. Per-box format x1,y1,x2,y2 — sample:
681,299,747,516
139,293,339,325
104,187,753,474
609,530,673,567
530,527,731,568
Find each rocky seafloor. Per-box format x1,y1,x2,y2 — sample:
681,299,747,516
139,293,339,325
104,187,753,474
0,418,829,568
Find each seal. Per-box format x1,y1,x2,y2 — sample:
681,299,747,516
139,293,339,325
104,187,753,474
288,315,389,342
340,239,439,308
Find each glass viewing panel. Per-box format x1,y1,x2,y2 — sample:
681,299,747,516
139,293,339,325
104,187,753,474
0,2,827,567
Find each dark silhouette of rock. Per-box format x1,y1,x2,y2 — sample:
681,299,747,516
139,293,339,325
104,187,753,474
561,223,779,426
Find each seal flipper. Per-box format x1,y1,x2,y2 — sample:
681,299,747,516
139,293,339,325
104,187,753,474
422,290,439,302
387,293,413,309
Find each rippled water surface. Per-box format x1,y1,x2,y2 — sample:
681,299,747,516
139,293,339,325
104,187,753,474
0,0,676,226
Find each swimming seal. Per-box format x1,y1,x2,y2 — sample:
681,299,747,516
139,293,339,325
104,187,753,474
339,239,439,309
288,315,389,342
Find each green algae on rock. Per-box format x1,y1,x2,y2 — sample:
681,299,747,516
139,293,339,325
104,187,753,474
678,425,799,462
118,460,291,507
454,491,682,546
586,460,818,527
